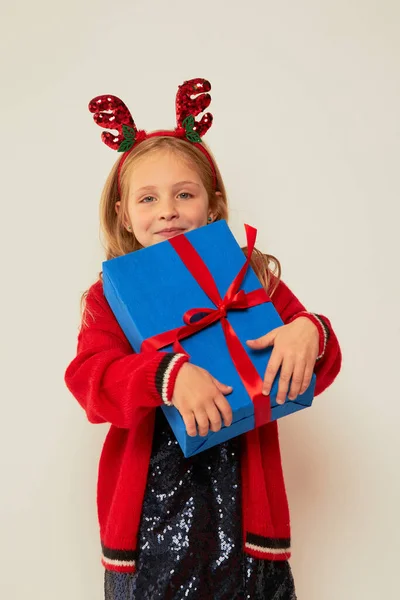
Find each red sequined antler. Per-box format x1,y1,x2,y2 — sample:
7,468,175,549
176,79,213,141
88,95,139,152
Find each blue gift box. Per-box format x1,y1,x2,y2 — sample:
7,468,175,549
102,220,315,457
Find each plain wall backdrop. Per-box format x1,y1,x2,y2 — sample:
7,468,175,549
1,1,399,598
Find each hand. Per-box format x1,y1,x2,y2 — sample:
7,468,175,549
172,363,233,437
246,317,319,404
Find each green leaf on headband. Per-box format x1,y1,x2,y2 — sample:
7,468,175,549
182,115,201,143
182,115,195,129
122,125,135,141
118,139,134,152
186,130,202,143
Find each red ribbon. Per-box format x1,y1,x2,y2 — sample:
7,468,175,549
141,224,271,426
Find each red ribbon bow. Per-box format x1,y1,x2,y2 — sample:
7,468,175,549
141,224,272,426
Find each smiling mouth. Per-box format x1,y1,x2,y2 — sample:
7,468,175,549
156,228,186,237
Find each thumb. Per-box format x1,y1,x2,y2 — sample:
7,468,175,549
246,328,278,349
212,377,233,394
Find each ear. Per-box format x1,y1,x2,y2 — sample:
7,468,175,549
208,191,223,222
115,201,131,231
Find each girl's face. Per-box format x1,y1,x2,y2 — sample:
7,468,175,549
116,149,218,248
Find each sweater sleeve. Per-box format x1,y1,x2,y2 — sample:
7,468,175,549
269,277,342,397
64,281,188,428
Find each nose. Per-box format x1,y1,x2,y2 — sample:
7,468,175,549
158,197,179,221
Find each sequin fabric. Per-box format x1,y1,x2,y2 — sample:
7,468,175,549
104,409,297,600
89,95,137,150
175,79,213,137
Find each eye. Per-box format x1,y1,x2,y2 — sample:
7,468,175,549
140,196,156,204
178,192,193,199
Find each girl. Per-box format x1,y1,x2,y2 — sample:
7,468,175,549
65,79,341,600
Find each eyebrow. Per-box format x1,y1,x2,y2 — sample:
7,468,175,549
134,181,201,194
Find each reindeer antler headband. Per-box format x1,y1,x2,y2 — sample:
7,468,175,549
88,78,217,197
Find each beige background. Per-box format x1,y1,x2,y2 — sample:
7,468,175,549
1,0,399,598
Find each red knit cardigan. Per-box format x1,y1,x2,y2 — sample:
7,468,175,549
64,277,341,573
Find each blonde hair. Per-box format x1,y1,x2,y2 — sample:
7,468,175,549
81,136,281,320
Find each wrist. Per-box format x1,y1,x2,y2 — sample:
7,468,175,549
288,312,329,360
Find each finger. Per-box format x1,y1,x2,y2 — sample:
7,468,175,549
246,329,277,350
211,377,233,395
182,411,197,437
214,393,233,427
299,362,315,395
262,349,283,396
194,408,210,437
288,358,306,400
276,357,295,405
205,402,222,433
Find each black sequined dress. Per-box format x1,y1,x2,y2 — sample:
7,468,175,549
104,409,297,600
